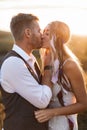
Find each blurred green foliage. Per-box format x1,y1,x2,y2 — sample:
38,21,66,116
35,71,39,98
0,31,13,55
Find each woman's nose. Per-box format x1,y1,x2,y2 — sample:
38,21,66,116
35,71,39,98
41,35,44,39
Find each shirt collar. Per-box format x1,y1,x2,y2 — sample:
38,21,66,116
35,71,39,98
12,44,35,62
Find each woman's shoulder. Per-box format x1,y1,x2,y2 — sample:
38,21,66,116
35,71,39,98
63,58,77,69
63,57,81,77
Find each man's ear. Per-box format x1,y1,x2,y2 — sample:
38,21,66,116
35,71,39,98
25,28,31,38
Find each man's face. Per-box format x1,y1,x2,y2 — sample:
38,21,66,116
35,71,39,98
31,21,42,49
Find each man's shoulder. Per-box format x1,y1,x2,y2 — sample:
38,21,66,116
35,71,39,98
1,51,24,71
1,50,24,64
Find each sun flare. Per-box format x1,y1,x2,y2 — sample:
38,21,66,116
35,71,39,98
0,0,87,35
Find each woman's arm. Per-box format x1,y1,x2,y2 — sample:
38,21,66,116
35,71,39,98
35,60,87,122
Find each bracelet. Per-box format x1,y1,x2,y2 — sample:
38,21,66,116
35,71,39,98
44,65,53,70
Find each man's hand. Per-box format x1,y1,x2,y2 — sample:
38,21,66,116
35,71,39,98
35,109,54,123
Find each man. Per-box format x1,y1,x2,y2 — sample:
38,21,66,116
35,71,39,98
0,13,53,130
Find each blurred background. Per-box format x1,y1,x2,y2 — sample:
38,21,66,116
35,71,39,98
0,0,87,130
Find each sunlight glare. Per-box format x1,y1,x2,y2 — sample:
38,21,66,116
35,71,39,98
0,0,87,35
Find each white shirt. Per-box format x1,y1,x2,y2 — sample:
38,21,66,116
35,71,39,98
0,44,52,108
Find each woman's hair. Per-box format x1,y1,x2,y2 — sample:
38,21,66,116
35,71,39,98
64,45,86,83
48,21,71,63
49,21,70,44
48,21,85,81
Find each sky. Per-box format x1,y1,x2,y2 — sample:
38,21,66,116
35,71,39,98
0,0,87,35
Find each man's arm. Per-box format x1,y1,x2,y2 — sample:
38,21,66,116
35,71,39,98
1,57,52,108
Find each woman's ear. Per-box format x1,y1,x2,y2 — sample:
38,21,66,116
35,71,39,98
25,28,31,38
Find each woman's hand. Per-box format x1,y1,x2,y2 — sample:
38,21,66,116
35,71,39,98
34,109,54,123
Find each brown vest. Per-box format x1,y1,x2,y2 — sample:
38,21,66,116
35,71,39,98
0,50,48,130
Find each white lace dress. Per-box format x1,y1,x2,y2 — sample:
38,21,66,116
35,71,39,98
48,59,78,130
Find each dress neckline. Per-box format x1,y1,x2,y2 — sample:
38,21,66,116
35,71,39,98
63,58,74,66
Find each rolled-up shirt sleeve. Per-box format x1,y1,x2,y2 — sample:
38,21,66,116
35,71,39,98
1,57,52,108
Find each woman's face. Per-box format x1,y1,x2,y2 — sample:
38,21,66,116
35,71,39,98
42,25,51,48
42,25,56,52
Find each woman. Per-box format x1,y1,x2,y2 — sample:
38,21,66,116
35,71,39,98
35,21,87,130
